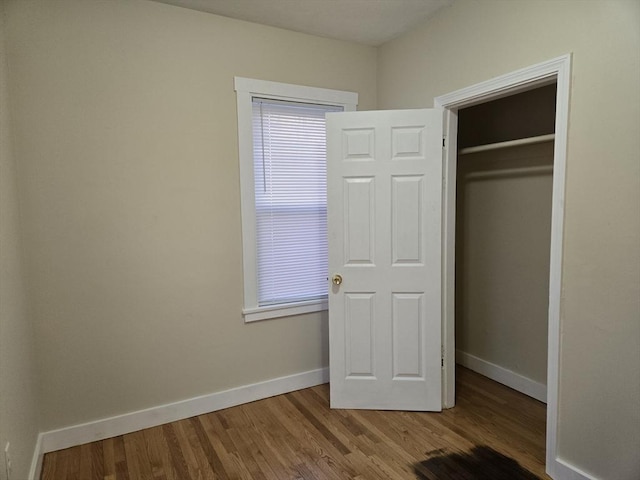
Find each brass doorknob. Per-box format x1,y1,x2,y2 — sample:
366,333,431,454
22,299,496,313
332,274,343,286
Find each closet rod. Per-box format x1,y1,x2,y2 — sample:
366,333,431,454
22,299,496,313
464,165,553,180
459,133,555,155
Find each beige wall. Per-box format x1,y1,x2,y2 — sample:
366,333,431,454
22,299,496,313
456,143,553,386
0,1,39,479
378,0,640,478
4,0,376,432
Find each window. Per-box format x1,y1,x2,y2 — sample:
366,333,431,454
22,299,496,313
252,98,342,306
235,77,358,322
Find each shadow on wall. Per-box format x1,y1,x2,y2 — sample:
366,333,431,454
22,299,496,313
414,445,541,480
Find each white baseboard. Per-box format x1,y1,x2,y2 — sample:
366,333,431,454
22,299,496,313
29,433,43,480
456,350,547,403
39,367,329,455
30,363,601,480
548,457,600,480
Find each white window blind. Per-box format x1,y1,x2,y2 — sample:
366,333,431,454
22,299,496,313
252,98,342,306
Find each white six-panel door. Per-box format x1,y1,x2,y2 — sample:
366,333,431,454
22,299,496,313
327,109,443,411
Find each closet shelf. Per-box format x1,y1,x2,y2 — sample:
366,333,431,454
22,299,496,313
459,133,555,155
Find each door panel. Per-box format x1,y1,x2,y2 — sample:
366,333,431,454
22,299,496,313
392,292,425,378
392,175,424,264
344,178,375,264
345,293,375,378
327,109,443,411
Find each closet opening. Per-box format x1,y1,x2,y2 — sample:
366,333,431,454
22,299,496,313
454,83,557,455
436,55,571,476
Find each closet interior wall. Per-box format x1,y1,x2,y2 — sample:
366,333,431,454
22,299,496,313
455,84,557,401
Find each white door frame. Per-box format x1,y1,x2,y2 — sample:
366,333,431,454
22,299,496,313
434,54,571,478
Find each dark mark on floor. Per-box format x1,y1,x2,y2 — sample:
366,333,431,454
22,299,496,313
414,445,541,479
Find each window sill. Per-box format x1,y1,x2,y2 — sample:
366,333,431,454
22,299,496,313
243,298,328,323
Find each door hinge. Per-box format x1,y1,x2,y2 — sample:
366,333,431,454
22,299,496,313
442,137,446,148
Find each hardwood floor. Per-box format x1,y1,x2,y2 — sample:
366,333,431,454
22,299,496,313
41,367,549,479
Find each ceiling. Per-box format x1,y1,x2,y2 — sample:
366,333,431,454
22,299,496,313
151,0,453,46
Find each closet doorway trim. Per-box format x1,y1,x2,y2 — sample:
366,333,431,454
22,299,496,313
434,54,571,479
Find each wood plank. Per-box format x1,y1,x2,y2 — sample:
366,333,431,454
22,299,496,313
123,430,153,480
102,437,116,480
197,412,248,479
188,417,229,479
143,425,175,480
161,424,191,480
111,436,130,480
40,450,58,480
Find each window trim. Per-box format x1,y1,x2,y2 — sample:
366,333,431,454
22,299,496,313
234,77,358,322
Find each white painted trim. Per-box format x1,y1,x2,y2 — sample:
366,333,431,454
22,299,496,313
39,367,329,454
243,298,328,322
434,54,572,479
550,458,599,480
545,54,572,480
234,77,357,322
234,77,358,107
434,56,562,109
456,350,547,403
28,434,43,480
